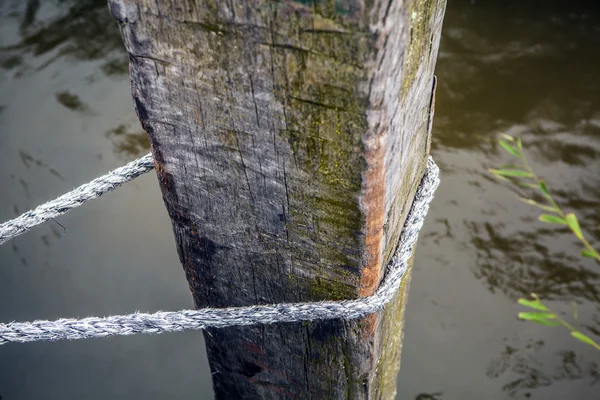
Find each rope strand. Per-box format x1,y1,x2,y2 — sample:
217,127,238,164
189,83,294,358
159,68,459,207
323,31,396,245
0,154,155,245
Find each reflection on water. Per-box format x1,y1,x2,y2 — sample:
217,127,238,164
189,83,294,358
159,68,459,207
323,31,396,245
1,0,149,159
399,0,600,399
415,392,444,400
105,124,151,158
470,219,600,302
18,149,64,180
55,90,92,112
433,0,600,302
0,0,128,77
0,1,210,399
486,337,599,398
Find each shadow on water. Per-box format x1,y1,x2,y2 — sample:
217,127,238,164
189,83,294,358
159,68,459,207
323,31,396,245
0,0,128,77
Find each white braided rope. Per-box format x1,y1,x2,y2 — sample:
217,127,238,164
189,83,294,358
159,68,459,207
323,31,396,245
0,154,155,245
0,157,439,345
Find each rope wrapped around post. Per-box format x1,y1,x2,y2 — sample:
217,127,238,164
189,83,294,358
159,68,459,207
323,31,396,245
0,157,439,345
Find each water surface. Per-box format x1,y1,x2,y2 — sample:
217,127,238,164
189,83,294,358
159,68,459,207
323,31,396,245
1,1,599,399
399,1,600,399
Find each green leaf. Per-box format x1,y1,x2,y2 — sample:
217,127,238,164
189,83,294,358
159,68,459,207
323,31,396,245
538,214,567,225
518,197,558,212
518,298,548,311
565,213,584,240
581,248,600,259
530,319,560,326
500,164,527,170
501,134,515,142
519,312,556,320
489,169,533,178
518,312,561,326
539,181,551,199
517,182,540,189
571,331,599,347
530,318,562,326
517,137,523,151
499,140,521,157
489,171,511,182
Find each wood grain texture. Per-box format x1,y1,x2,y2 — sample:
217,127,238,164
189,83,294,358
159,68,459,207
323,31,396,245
109,0,446,398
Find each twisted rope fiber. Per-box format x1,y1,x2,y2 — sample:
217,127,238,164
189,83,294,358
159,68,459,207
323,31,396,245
0,157,439,345
0,154,155,245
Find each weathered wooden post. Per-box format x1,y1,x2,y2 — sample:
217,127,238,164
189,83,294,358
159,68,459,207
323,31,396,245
108,0,445,398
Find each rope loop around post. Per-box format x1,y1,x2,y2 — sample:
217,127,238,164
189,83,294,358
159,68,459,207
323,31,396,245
0,157,440,345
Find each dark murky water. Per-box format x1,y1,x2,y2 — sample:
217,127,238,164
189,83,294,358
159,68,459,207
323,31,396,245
1,1,599,399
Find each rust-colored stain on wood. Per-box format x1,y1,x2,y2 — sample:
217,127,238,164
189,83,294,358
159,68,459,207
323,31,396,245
360,132,386,297
362,313,380,337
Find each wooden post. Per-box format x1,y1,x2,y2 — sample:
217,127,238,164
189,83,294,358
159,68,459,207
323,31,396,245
109,0,445,398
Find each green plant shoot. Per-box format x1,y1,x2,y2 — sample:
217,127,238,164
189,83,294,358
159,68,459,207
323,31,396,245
489,134,600,262
490,134,600,351
519,293,600,351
